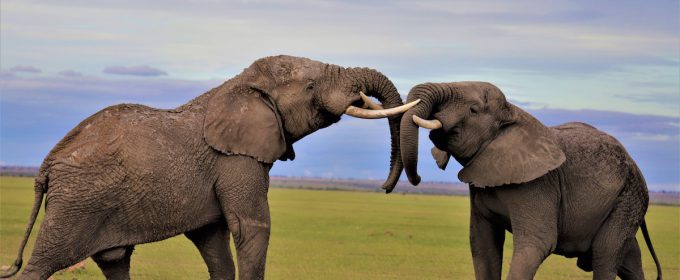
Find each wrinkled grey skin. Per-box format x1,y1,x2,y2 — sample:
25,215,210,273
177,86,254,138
1,55,405,280
400,82,662,280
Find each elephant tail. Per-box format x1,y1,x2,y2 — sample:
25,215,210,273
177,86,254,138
0,175,47,278
641,219,662,280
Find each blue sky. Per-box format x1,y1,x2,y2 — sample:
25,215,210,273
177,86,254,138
1,0,678,191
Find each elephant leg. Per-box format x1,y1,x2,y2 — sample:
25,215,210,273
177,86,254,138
18,211,97,280
215,158,271,280
506,245,551,280
616,238,644,280
92,246,134,280
505,219,556,279
185,220,236,280
591,185,644,280
591,228,639,279
591,235,635,280
469,207,505,280
497,186,558,280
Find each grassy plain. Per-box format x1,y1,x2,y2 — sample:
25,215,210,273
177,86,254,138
1,176,677,279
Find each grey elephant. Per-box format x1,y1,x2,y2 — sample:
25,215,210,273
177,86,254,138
0,55,418,280
399,82,662,280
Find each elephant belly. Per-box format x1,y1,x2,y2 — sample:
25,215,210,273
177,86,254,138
111,177,224,244
554,182,621,257
46,161,223,247
43,105,225,246
554,236,594,257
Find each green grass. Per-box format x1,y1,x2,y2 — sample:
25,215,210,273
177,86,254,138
1,176,677,279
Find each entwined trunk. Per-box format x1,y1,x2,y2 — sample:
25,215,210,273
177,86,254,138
350,68,404,192
400,83,451,185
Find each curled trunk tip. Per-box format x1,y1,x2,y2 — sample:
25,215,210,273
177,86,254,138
351,68,404,191
400,88,442,186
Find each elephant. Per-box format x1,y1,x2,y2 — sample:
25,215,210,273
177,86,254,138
399,82,662,280
0,55,419,280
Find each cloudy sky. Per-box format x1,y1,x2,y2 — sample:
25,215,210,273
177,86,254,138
1,0,678,191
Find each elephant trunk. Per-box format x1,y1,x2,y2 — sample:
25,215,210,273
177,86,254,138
350,68,404,192
400,84,448,186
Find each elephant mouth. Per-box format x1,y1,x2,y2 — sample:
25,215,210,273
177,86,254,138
349,98,366,110
450,126,461,141
429,126,461,150
429,130,451,147
345,92,420,119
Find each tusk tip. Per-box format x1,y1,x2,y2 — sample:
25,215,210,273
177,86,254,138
359,91,384,110
412,115,443,129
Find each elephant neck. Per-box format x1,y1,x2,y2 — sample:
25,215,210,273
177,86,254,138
175,90,214,113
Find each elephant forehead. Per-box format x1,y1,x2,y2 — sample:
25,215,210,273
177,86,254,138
270,59,324,83
449,82,505,102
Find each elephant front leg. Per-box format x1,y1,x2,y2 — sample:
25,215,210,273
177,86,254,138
506,245,550,280
470,207,505,280
505,228,556,280
215,159,272,280
225,208,270,280
185,220,236,280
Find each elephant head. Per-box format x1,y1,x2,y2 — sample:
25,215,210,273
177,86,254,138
203,55,418,191
399,82,565,187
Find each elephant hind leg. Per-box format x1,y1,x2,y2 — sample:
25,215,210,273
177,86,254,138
591,188,645,279
19,190,132,280
616,239,644,280
92,246,134,280
18,214,99,279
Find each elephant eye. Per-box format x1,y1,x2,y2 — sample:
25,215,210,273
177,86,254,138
499,121,515,129
470,105,479,114
306,81,315,90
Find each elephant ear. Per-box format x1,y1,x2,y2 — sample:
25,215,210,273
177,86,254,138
458,104,565,187
203,85,291,163
431,147,450,170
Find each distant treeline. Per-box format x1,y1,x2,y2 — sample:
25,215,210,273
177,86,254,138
2,166,677,205
269,176,470,196
0,166,39,177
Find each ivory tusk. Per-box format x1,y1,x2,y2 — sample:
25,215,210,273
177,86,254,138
360,92,384,110
412,115,443,129
345,99,421,119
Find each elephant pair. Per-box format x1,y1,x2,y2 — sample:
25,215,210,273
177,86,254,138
1,56,661,280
